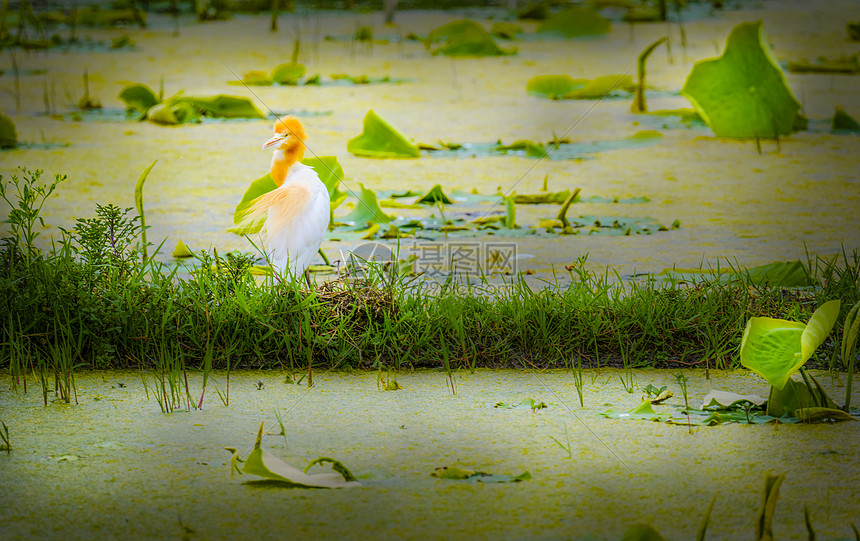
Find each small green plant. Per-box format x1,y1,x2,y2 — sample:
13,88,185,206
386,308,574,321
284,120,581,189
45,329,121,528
549,423,572,458
0,168,67,264
675,372,692,433
841,300,859,412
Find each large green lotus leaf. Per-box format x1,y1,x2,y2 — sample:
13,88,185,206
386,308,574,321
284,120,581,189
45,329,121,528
0,112,17,149
537,7,611,38
234,423,361,488
526,75,588,99
680,21,801,138
426,20,515,57
229,156,347,235
347,110,420,158
741,260,811,287
341,183,394,227
174,95,265,119
740,300,840,389
117,83,160,115
270,63,306,85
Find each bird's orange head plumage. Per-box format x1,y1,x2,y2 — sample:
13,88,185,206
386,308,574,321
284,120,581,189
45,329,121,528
263,116,307,186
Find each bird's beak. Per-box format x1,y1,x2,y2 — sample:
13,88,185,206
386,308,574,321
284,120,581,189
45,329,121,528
262,133,287,149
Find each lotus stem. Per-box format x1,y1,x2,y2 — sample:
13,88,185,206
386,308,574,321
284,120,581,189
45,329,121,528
556,188,582,229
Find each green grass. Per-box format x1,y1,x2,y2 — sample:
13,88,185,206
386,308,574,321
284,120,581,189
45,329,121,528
1,168,859,382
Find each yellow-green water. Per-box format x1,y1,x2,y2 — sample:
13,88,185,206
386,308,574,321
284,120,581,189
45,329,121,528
1,369,858,540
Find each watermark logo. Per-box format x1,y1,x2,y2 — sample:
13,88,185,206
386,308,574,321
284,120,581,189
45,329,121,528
408,241,517,276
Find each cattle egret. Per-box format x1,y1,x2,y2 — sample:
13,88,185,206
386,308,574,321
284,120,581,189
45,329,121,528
240,116,330,286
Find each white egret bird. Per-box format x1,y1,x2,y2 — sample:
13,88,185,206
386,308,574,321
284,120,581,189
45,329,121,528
241,116,330,286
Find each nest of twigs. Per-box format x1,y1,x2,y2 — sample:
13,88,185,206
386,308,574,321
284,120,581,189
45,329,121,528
316,277,399,328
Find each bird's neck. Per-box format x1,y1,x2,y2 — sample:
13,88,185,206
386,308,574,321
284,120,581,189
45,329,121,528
271,141,305,186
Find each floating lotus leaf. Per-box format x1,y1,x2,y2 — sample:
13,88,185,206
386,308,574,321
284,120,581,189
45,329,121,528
341,183,394,228
241,70,274,86
599,400,671,421
146,101,200,125
229,156,347,236
833,105,860,131
431,466,530,483
526,75,587,99
347,110,421,158
513,190,572,204
228,422,361,488
494,398,547,410
271,63,305,85
701,390,766,409
527,74,635,100
117,83,159,115
620,524,668,541
0,112,17,149
681,21,801,138
415,184,454,205
174,95,266,119
495,139,547,157
426,19,515,57
537,7,611,38
565,74,636,99
740,300,840,390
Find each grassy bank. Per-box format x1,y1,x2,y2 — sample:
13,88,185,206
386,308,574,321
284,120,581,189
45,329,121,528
2,168,859,382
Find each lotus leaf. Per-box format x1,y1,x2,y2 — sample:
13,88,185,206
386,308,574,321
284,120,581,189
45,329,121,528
526,75,587,99
271,63,305,85
833,106,860,131
681,21,801,138
172,241,194,258
494,398,546,411
347,110,421,158
620,524,668,541
415,184,454,205
146,101,200,125
241,70,274,86
228,423,361,488
565,74,636,99
117,83,159,115
431,466,530,483
513,190,572,204
0,112,17,148
701,390,766,409
794,407,858,422
740,300,840,390
490,22,523,39
230,156,347,235
495,139,546,157
426,19,515,57
174,95,265,119
537,7,611,38
600,400,671,421
341,183,394,227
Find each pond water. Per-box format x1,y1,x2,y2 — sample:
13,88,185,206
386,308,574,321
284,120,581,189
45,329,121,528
1,369,858,540
1,0,859,286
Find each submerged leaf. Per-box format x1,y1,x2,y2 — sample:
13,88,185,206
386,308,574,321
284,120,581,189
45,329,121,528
702,390,766,409
681,21,801,138
240,70,274,86
347,110,421,158
537,7,611,38
564,74,636,99
600,400,671,421
526,75,586,99
431,466,530,483
174,95,266,119
494,398,547,411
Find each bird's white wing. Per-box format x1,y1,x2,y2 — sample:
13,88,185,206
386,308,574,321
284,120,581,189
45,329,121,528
265,166,330,278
